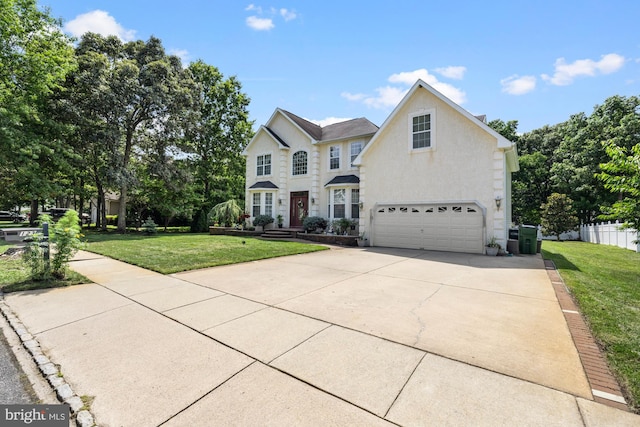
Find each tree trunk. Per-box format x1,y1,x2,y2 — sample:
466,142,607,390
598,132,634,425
117,183,127,233
29,199,38,226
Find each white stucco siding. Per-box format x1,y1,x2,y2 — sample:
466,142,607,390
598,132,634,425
361,87,508,246
270,114,312,146
245,132,280,186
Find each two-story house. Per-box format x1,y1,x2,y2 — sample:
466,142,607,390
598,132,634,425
243,108,378,228
244,79,519,253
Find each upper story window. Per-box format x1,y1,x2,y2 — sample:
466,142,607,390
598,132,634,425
292,151,307,175
409,109,435,151
330,146,340,170
412,114,431,149
350,141,363,167
257,154,271,176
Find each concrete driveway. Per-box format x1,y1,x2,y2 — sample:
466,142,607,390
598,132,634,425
3,247,638,426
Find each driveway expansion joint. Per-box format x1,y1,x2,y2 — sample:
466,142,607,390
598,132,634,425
0,294,96,427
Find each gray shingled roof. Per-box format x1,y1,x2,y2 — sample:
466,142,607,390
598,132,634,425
281,110,322,140
325,175,360,186
321,118,379,142
249,181,278,189
280,110,378,142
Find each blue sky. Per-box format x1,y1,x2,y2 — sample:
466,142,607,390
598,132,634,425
42,0,640,133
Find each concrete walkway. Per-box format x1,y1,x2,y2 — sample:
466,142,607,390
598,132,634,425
3,248,639,426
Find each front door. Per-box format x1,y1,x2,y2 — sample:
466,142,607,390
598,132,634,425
290,191,309,228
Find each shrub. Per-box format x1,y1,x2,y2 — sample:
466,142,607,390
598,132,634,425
141,217,158,235
23,210,85,279
105,215,118,226
253,215,274,228
332,218,355,235
209,199,243,227
303,216,327,233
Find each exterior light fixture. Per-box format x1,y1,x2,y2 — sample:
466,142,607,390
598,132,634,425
278,198,282,205
311,197,315,204
495,196,502,210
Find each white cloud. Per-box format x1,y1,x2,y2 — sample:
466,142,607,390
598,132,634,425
541,53,625,86
246,16,274,31
64,10,136,41
280,8,297,21
168,48,189,64
388,69,467,104
434,66,466,80
342,68,467,109
307,117,353,127
340,92,366,101
500,75,536,95
245,4,262,12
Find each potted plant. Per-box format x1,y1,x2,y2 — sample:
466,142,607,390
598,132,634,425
486,236,500,256
277,214,283,228
357,232,368,247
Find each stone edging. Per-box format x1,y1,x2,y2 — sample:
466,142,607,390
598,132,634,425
544,259,630,412
0,292,96,427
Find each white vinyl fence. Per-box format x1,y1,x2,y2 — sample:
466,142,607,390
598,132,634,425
580,221,640,252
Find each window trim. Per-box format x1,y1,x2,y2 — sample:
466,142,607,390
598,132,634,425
256,153,272,177
408,108,436,152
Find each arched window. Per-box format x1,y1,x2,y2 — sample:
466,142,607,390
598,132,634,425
292,151,307,175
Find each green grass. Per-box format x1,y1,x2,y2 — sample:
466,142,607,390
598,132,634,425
84,231,328,274
542,241,640,413
0,240,89,293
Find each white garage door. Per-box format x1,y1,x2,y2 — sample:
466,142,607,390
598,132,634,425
372,203,484,253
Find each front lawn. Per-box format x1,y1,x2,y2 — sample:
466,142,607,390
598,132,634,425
542,241,640,413
84,232,328,274
0,240,89,293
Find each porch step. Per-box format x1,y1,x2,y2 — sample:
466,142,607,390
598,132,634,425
261,230,296,239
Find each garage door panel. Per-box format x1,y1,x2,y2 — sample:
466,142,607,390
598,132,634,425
373,203,483,254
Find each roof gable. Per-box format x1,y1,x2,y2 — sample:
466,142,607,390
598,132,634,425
242,125,289,155
280,109,322,140
354,79,516,166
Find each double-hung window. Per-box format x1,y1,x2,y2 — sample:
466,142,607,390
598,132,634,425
252,193,261,217
257,154,271,176
351,189,359,219
409,109,435,151
350,142,363,167
264,193,273,217
329,146,340,170
332,189,345,218
412,114,431,149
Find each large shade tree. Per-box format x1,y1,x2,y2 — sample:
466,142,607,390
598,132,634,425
63,33,195,232
184,61,253,232
0,0,75,219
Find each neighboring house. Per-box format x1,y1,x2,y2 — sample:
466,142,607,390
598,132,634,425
244,79,519,253
90,192,120,223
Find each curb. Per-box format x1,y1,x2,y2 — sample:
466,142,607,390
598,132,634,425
0,292,97,427
544,259,630,412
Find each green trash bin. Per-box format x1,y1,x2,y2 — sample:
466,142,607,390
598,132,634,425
519,225,538,254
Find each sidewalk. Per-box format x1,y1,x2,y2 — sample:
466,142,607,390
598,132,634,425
1,249,639,426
